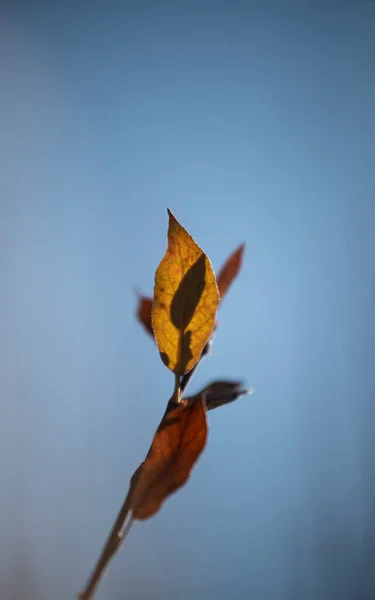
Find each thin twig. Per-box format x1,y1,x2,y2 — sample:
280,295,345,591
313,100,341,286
171,371,181,404
78,496,133,600
78,337,210,599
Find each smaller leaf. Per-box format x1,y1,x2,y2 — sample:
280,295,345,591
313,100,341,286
129,397,208,520
136,294,154,338
217,244,245,301
183,380,252,411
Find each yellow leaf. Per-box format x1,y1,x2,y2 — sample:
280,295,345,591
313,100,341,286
152,209,219,375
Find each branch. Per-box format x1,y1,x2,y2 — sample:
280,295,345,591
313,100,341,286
78,339,211,599
77,464,142,600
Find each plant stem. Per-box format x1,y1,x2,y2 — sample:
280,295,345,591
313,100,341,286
167,371,181,405
78,337,211,599
78,496,133,600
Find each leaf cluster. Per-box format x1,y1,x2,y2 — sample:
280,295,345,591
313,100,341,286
79,210,250,599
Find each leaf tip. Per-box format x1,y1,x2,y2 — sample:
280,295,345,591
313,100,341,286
236,243,246,263
167,207,176,221
216,242,246,300
167,208,180,231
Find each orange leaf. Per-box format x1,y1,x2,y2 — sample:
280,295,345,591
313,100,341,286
152,209,219,374
130,398,208,520
136,294,154,337
216,243,245,301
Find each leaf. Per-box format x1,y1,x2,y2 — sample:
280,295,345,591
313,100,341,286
129,398,208,520
180,337,213,394
152,209,219,374
183,380,252,411
216,243,245,301
135,245,245,342
136,294,154,337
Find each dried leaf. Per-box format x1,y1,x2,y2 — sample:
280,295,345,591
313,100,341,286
152,209,219,374
217,243,245,301
180,337,213,394
135,245,245,342
136,294,153,337
184,380,252,411
130,398,208,520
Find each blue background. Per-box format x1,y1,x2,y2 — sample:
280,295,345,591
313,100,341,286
1,1,375,598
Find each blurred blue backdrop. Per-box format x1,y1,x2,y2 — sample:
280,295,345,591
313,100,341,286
1,1,375,599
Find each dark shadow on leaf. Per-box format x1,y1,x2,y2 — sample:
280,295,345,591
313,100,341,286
157,406,185,432
160,352,170,368
178,330,193,374
180,336,212,393
170,253,206,330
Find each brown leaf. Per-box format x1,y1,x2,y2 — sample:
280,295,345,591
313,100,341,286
216,243,245,301
183,380,251,411
130,398,208,520
136,294,154,337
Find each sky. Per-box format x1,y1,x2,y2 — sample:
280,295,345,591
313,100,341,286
1,1,375,599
